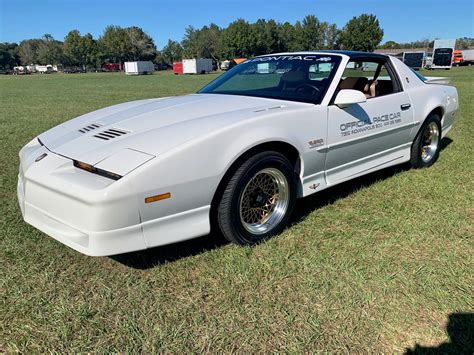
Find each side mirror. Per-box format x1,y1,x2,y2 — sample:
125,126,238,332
334,89,367,108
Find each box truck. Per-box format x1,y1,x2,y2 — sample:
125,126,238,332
182,59,213,74
430,39,456,70
124,61,155,75
453,49,474,66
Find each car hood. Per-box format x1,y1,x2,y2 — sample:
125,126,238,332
38,94,305,165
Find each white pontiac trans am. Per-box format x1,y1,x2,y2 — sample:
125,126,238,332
17,51,459,256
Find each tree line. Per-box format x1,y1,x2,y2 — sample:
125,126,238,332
0,14,385,69
0,26,156,69
3,14,470,70
157,14,384,65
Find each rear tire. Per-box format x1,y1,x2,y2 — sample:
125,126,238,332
217,151,297,245
410,114,442,168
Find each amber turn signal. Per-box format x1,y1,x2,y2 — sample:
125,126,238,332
73,160,122,180
145,193,171,203
75,161,94,172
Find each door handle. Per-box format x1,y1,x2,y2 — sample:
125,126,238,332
401,103,411,110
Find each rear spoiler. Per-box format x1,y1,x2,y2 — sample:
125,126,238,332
424,77,450,85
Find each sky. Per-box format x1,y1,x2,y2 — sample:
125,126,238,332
0,0,473,48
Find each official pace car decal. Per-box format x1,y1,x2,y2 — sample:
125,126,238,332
340,112,402,137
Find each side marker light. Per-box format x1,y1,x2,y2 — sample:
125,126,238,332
145,193,171,203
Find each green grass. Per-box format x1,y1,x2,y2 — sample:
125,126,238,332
1,69,472,352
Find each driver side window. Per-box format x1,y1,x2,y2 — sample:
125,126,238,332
339,60,399,99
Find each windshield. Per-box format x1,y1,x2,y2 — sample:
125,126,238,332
198,54,342,104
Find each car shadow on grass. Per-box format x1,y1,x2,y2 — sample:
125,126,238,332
405,312,473,354
111,137,453,269
110,231,229,269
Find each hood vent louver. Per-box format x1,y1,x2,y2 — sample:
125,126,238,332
93,128,129,141
78,123,102,133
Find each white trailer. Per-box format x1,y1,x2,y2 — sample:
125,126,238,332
124,61,155,75
402,51,425,70
431,39,456,70
182,58,213,74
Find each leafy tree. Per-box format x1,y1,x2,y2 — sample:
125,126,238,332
64,30,97,67
125,26,156,61
455,38,471,49
220,19,255,58
252,19,280,55
323,23,340,49
379,40,401,49
37,34,64,65
63,30,82,65
99,26,155,64
277,22,297,52
98,25,129,64
340,14,384,52
18,39,41,65
181,26,200,58
181,24,222,62
0,49,13,69
0,42,19,69
198,24,222,62
160,39,183,64
293,15,324,50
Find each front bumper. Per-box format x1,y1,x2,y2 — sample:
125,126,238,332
18,184,145,256
17,140,147,256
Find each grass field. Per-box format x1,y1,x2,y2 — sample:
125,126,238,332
1,69,472,352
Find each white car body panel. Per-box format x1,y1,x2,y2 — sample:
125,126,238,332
17,52,459,256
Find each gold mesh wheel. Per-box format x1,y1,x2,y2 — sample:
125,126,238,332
239,168,289,235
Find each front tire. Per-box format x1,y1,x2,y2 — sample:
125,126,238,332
217,151,297,245
410,114,442,168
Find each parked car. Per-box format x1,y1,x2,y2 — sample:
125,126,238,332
18,51,459,256
220,59,236,71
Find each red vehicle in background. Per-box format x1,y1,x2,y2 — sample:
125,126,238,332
173,62,183,74
103,63,122,72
